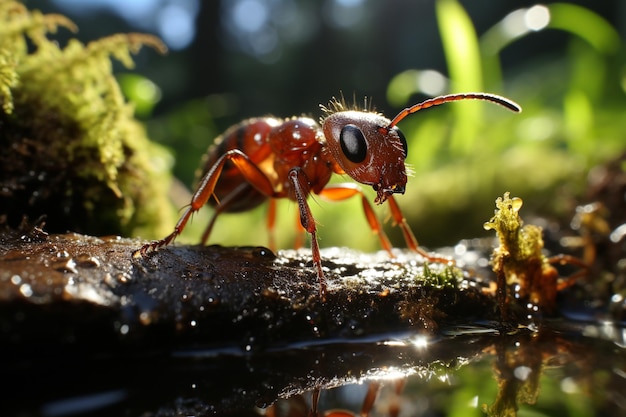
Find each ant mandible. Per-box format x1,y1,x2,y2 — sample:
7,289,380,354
134,93,521,299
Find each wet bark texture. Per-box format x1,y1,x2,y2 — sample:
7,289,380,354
0,227,498,414
0,228,496,351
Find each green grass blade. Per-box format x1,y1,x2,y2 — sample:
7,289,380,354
435,0,484,155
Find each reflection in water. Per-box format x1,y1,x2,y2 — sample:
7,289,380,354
4,316,625,416
264,326,625,417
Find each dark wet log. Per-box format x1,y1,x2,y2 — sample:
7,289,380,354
0,228,499,415
0,229,497,351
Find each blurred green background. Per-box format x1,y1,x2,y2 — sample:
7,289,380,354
31,0,626,251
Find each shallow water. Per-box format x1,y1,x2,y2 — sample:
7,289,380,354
7,318,624,417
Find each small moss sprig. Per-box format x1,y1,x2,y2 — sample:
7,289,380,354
484,192,559,318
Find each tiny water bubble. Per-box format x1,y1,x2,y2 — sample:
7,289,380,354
514,366,532,381
139,311,152,325
53,258,78,273
116,273,130,283
75,253,100,268
19,283,33,298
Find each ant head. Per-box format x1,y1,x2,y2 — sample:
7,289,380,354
321,93,521,204
322,100,408,204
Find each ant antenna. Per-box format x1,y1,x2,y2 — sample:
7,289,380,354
386,93,521,129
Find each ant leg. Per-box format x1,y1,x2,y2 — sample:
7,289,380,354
132,205,195,258
201,210,220,247
309,387,321,417
318,183,394,255
288,167,327,300
360,382,381,417
264,198,305,250
134,150,276,257
200,182,253,245
389,379,406,417
266,199,277,251
547,254,590,290
386,195,451,264
293,211,307,249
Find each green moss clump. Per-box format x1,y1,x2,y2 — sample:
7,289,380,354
0,0,175,238
418,262,461,289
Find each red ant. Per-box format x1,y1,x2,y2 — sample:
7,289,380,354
134,93,521,299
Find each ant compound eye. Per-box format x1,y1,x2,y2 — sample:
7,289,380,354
394,127,408,158
340,124,367,163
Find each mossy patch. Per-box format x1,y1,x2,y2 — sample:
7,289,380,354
0,0,175,238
